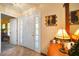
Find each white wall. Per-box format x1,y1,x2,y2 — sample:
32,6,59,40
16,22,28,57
70,3,79,34
39,4,65,54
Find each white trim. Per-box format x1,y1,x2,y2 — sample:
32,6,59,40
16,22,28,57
0,13,1,53
1,11,17,18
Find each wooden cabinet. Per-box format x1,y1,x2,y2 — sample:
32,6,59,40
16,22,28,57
47,43,68,56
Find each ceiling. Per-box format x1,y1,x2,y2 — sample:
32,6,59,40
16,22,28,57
0,3,40,17
1,13,14,19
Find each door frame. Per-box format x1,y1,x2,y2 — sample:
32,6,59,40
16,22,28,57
0,13,17,53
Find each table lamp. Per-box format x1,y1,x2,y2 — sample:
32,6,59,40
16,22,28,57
56,29,70,51
74,29,79,40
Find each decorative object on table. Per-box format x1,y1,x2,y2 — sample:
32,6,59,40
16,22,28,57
66,42,72,50
68,40,79,56
52,39,56,44
57,40,61,44
45,15,57,26
69,10,79,25
56,29,70,53
50,39,56,44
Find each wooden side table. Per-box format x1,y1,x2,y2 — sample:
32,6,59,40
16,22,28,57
47,43,68,56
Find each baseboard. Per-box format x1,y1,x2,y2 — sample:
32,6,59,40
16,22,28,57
41,52,47,56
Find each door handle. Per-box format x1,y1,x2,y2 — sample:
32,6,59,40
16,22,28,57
32,33,35,36
32,34,34,36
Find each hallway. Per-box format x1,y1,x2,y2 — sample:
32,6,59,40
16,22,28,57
0,46,41,56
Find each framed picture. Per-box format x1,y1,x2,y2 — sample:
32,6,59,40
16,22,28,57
45,15,57,26
70,10,79,24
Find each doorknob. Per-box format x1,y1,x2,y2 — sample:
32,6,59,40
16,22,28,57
32,34,34,36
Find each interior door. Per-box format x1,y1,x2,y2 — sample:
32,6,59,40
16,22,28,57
10,18,17,45
22,16,35,50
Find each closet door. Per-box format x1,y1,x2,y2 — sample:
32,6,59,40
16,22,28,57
10,18,17,45
22,16,35,50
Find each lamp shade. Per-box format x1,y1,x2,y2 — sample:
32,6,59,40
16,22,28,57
56,29,70,39
74,29,79,35
74,29,79,38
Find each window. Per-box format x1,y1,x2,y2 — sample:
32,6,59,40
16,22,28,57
35,16,40,49
2,24,6,29
7,23,10,36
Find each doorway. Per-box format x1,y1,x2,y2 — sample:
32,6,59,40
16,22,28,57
1,13,17,52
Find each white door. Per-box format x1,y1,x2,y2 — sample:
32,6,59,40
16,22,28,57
10,18,17,45
18,15,40,52
22,16,35,50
